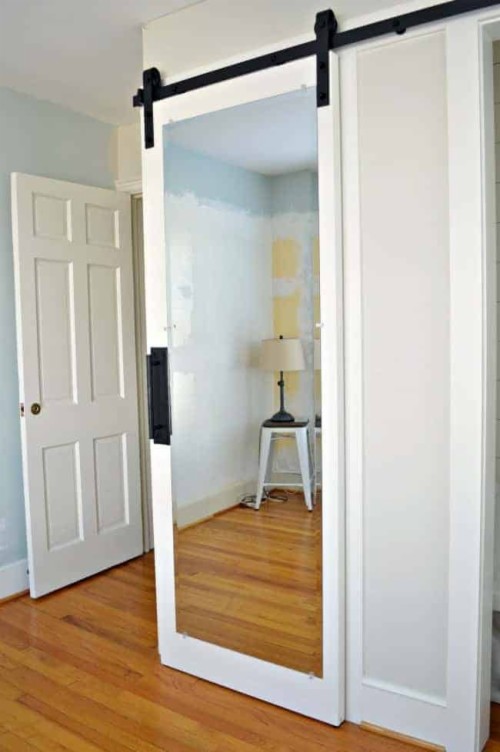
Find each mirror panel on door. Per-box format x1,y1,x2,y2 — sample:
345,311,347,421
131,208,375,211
163,88,323,676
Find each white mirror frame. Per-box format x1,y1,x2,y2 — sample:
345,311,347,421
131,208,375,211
141,51,345,725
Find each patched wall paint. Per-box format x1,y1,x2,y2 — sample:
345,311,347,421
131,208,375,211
270,171,320,475
163,139,319,519
0,87,115,569
164,138,273,525
163,140,271,215
273,288,301,339
272,238,300,279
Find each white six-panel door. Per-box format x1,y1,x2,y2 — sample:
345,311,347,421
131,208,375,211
11,173,143,597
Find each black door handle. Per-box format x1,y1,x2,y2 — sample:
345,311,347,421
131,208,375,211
146,347,172,445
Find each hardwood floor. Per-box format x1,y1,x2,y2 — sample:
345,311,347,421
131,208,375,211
0,552,428,751
175,491,322,676
488,703,500,749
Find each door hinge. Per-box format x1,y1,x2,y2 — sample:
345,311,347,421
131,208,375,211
20,403,24,418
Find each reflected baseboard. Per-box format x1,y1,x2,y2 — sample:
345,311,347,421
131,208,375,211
175,479,255,530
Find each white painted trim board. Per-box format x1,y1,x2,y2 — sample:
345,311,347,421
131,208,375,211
0,559,28,600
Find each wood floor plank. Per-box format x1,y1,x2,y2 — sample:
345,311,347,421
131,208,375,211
21,717,105,752
489,703,500,747
0,691,47,734
0,642,82,687
14,725,71,752
68,674,263,752
19,694,163,752
0,617,31,650
8,671,168,752
33,589,157,644
0,602,150,677
0,732,39,751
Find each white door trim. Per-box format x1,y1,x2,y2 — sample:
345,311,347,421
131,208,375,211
130,195,154,552
475,14,500,751
115,178,142,195
142,53,345,724
112,184,153,553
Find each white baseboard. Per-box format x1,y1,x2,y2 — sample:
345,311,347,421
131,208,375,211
176,480,254,529
0,558,29,600
361,678,447,749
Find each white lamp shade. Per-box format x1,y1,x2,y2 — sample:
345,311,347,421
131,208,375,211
260,338,305,372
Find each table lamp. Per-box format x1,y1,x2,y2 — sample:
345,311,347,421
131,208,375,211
260,335,305,423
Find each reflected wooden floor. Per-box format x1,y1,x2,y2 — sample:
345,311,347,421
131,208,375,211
488,703,500,749
175,491,323,676
0,553,428,751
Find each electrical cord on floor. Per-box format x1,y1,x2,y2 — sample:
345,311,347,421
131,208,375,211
239,488,289,509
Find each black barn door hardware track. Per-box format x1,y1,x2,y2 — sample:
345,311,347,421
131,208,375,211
134,0,500,149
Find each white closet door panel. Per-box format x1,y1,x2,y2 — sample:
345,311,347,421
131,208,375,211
88,264,124,400
34,258,77,406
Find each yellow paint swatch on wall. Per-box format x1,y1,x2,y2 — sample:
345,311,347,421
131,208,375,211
312,237,320,276
276,370,300,398
314,370,322,405
313,295,321,334
273,290,300,338
272,238,300,278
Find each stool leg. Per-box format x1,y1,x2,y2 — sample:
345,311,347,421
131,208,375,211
255,429,272,510
297,428,313,511
308,429,316,505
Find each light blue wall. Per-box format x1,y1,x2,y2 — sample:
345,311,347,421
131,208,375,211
163,137,270,216
163,137,318,218
0,87,115,568
270,170,318,214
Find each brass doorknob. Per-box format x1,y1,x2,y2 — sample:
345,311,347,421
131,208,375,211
31,403,41,416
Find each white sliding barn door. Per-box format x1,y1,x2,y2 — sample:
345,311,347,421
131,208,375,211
143,53,345,725
12,173,143,597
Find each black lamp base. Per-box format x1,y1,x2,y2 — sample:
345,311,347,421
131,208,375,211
269,409,295,423
269,368,295,423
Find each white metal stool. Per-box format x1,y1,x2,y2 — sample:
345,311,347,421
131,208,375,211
255,419,313,511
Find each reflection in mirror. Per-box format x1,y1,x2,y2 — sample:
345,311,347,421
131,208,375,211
164,88,322,676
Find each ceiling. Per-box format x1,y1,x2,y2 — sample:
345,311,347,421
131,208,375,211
166,88,318,175
0,0,205,125
0,0,416,126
